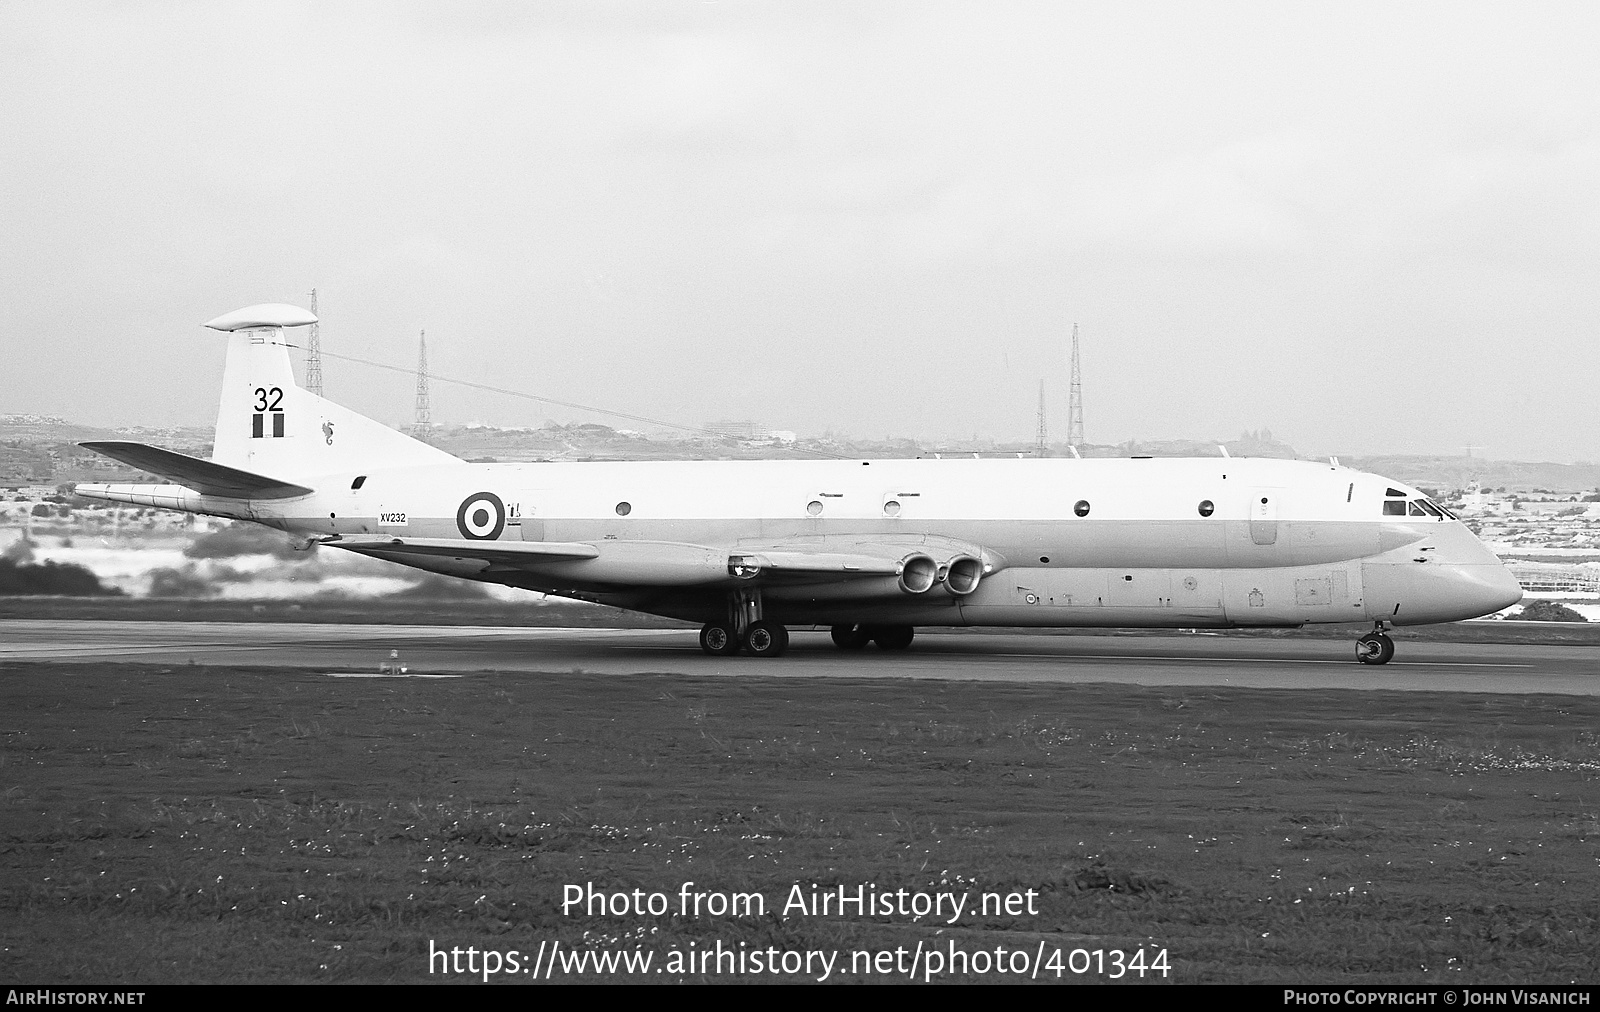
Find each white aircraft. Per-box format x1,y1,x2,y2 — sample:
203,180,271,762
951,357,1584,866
75,304,1522,664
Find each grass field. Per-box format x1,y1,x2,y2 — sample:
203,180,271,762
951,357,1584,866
2,662,1598,984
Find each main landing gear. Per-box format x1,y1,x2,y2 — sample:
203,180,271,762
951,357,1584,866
700,619,789,657
699,587,790,658
830,624,915,651
1355,624,1395,665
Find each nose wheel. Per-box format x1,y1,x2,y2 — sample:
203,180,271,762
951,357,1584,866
1356,630,1395,665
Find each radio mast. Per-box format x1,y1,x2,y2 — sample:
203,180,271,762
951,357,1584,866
305,289,323,397
1035,379,1048,457
413,329,432,435
1066,323,1084,449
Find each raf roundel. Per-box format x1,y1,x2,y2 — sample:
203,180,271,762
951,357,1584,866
456,492,506,540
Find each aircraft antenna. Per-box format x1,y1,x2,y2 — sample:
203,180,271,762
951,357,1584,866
305,289,324,397
1066,322,1084,449
1035,379,1048,457
413,329,432,436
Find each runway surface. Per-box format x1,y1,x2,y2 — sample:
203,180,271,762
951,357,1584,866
2,620,1595,694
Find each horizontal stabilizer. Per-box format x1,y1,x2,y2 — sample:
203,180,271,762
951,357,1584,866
79,441,314,499
330,536,601,563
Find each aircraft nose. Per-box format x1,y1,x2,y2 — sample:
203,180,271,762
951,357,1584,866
1364,559,1525,625
1449,563,1524,618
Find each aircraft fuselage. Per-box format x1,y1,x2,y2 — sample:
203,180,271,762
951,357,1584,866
121,455,1515,630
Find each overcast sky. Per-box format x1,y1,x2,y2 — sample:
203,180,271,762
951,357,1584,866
2,2,1596,461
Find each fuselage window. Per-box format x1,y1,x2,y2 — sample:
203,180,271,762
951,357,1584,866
615,502,632,516
350,475,367,490
1383,500,1407,516
1197,500,1214,517
1073,500,1090,518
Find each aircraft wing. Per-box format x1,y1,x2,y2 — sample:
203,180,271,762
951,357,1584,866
329,535,601,562
331,534,997,597
725,535,1002,594
79,441,314,499
726,550,902,579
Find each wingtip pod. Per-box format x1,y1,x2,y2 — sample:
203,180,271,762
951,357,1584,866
204,304,318,332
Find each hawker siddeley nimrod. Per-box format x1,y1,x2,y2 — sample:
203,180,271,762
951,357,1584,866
74,304,1523,664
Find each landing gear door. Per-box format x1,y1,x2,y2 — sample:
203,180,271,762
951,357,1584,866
1249,489,1281,546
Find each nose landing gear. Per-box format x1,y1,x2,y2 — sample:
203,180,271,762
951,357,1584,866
1356,624,1395,665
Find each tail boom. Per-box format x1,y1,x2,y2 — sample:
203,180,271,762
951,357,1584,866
73,482,260,521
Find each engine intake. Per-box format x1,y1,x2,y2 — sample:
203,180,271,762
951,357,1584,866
944,555,983,596
898,554,938,594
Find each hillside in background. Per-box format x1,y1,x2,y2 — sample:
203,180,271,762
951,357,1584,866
4,414,1595,494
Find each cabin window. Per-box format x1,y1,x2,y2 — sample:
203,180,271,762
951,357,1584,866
350,475,367,490
615,502,632,516
1073,500,1090,517
1197,500,1214,517
883,500,901,517
806,500,823,516
1383,500,1407,516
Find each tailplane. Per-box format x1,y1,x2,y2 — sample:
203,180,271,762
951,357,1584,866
78,441,312,499
205,303,458,481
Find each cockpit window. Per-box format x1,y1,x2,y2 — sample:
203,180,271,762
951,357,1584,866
1385,487,1406,497
1385,494,1456,520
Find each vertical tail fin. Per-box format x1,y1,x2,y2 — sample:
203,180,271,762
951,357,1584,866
205,304,459,480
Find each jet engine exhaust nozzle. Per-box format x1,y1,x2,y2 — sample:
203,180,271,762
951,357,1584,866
944,555,983,596
898,554,938,594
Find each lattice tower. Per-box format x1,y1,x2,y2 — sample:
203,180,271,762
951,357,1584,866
414,329,432,431
305,288,323,397
1036,379,1048,457
1066,323,1084,448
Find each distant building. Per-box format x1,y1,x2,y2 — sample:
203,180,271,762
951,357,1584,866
0,414,68,425
1508,563,1600,594
704,420,770,440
